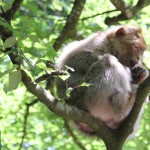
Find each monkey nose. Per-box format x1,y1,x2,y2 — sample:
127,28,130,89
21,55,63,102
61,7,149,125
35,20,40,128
137,56,140,60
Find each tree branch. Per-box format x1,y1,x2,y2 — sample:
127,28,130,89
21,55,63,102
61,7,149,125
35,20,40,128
53,0,86,51
80,9,118,21
7,48,113,142
106,0,150,25
20,68,112,141
0,0,23,38
110,0,126,12
64,119,87,150
18,99,39,150
9,49,150,149
35,71,67,83
4,0,23,22
134,0,150,11
105,13,128,25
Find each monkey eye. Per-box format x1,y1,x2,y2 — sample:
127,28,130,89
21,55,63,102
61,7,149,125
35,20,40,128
132,43,141,52
132,43,140,49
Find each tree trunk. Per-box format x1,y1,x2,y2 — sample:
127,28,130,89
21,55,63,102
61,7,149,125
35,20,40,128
105,140,123,150
106,144,122,150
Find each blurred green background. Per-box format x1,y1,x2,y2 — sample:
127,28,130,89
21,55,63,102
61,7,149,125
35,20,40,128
0,0,150,149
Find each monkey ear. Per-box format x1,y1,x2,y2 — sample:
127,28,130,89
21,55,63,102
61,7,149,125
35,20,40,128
116,27,126,36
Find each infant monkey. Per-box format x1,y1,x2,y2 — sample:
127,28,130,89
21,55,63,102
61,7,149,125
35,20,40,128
57,25,149,136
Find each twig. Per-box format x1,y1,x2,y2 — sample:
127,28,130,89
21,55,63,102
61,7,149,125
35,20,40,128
35,71,67,83
80,9,118,20
64,119,87,150
18,99,39,150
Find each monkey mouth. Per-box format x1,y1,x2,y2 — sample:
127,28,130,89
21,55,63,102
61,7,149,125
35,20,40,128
129,60,138,68
119,58,137,68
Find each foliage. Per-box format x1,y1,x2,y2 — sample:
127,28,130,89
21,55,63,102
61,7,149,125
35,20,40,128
0,0,150,150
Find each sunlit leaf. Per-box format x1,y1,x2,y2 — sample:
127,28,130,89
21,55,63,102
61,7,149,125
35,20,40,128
36,62,46,69
0,64,19,78
3,36,16,49
79,82,93,87
4,70,22,93
65,87,73,98
58,73,70,81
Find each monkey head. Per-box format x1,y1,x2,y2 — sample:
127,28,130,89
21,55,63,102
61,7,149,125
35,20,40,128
107,25,147,68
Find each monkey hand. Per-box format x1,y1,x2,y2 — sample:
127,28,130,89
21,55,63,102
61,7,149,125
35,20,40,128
131,65,149,85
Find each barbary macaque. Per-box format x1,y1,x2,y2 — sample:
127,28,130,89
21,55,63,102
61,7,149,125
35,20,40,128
56,25,149,136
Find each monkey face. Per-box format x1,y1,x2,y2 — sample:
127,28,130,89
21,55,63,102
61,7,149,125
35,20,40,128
129,37,147,67
112,26,147,68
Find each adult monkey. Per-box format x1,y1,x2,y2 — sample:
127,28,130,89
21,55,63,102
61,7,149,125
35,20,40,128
56,25,149,136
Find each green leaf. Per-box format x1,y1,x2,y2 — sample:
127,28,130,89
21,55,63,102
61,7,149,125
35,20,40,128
46,46,57,60
65,87,73,98
58,74,70,81
0,64,19,78
36,62,46,69
3,36,16,49
4,70,22,93
79,82,93,87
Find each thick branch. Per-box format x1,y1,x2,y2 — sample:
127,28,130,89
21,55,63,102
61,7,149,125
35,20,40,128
4,0,23,22
19,69,112,141
0,0,23,38
105,13,128,25
110,0,126,12
133,0,150,12
7,49,113,142
53,0,86,51
106,0,150,25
